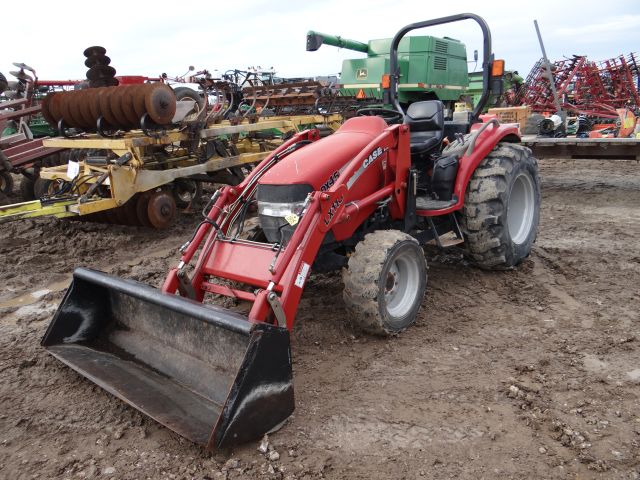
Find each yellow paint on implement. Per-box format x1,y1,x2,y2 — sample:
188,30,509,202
0,199,78,223
11,113,344,224
43,131,188,150
200,114,343,138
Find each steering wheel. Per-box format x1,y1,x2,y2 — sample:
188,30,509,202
356,107,404,124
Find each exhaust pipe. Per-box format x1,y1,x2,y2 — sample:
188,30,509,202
42,268,294,449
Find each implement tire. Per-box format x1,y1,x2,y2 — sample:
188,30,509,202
0,171,13,195
174,87,205,112
20,174,36,201
461,142,540,269
343,230,427,336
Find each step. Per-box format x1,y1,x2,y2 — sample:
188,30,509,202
415,196,457,211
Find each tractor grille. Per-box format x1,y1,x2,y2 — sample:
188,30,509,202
435,40,448,54
434,56,448,70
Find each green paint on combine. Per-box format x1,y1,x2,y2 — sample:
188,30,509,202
307,31,468,108
467,70,523,109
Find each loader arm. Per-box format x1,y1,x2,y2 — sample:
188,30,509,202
163,122,412,330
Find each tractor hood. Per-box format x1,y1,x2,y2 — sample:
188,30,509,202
258,116,388,192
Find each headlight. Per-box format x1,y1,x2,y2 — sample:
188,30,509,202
257,201,306,218
256,184,313,244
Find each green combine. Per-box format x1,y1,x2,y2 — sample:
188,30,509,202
307,31,469,113
307,30,515,115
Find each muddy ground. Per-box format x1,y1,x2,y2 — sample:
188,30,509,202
0,158,639,479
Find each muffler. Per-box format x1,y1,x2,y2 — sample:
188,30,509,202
41,268,294,449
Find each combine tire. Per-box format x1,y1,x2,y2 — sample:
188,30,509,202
343,230,427,335
461,142,540,269
0,171,14,195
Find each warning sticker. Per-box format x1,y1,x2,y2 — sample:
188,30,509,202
66,160,80,179
294,262,311,288
284,213,299,226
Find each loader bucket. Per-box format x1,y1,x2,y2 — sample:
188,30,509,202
41,268,294,449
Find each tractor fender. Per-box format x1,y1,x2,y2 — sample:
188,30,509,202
447,123,520,213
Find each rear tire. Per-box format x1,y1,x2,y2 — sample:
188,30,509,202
343,230,427,336
461,142,540,269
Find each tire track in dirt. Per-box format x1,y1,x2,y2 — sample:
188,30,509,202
0,159,639,479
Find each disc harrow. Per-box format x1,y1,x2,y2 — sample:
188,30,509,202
243,80,367,116
82,189,179,228
84,46,118,87
41,84,177,132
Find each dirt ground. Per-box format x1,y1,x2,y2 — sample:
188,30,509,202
1,157,639,480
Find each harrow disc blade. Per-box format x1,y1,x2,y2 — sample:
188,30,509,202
84,54,111,68
110,86,132,128
98,88,120,128
144,84,177,124
83,45,107,58
86,65,116,82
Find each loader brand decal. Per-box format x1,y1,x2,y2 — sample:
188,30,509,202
363,146,384,168
294,262,311,288
356,68,368,80
346,146,385,189
320,170,340,191
323,195,344,226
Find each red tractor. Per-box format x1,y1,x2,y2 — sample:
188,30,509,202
42,14,540,449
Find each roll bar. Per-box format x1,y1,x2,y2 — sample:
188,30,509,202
388,13,494,123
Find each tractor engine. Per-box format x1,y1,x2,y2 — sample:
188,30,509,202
256,116,389,244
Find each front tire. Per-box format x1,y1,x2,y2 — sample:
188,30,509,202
343,230,427,335
462,142,540,269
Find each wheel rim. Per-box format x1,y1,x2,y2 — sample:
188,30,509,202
384,250,421,318
507,172,535,245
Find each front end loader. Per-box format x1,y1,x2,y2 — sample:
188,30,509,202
42,13,540,449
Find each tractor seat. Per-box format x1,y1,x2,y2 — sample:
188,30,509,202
404,100,444,157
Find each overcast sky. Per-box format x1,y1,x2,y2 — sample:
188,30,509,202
1,0,638,84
